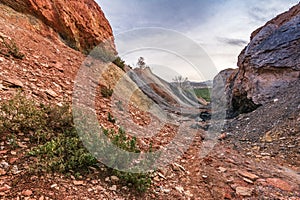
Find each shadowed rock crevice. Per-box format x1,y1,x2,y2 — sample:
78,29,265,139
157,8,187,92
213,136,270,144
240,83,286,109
230,93,261,118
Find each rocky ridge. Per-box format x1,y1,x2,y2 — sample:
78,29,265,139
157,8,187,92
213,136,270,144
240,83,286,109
213,3,300,117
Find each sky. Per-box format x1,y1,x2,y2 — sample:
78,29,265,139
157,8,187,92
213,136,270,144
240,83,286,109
97,0,299,81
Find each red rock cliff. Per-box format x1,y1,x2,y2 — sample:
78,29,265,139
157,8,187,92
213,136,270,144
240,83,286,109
0,0,114,53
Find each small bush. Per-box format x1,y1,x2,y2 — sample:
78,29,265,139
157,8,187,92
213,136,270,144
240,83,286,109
0,36,24,59
107,112,116,124
0,93,48,141
30,133,98,173
103,127,151,192
113,56,125,70
0,93,76,144
114,170,152,193
101,86,113,98
7,40,25,59
111,127,138,152
102,127,139,153
0,93,96,173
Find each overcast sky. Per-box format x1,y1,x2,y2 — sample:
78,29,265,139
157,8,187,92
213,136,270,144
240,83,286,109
97,0,298,81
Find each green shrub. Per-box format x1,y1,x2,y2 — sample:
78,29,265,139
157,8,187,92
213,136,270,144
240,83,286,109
113,56,125,70
114,170,152,193
114,127,138,153
0,93,77,144
0,93,48,141
102,127,151,192
103,127,139,153
0,93,96,173
29,133,98,173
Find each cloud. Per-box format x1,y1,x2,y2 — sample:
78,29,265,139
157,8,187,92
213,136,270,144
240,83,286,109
246,0,299,25
98,0,221,32
217,37,248,46
97,0,299,80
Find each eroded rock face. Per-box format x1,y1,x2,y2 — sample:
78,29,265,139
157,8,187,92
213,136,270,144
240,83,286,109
213,3,300,118
0,0,114,53
128,67,207,115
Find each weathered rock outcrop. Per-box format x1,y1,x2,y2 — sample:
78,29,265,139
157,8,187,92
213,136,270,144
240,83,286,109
213,3,300,118
128,67,207,115
0,0,114,53
211,68,238,115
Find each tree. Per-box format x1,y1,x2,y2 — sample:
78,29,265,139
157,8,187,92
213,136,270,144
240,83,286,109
137,57,146,69
173,75,189,89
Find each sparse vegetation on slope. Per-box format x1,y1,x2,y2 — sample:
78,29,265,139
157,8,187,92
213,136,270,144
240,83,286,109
102,127,152,192
0,93,152,193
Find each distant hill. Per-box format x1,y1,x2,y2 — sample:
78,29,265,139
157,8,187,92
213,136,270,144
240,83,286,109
188,80,213,88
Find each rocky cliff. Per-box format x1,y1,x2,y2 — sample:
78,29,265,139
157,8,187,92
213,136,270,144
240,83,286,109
0,0,114,53
213,3,300,118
